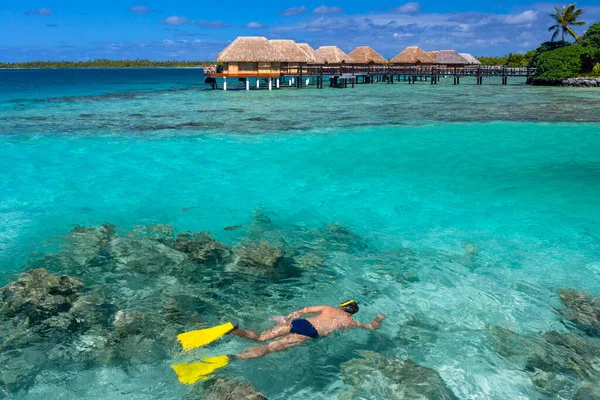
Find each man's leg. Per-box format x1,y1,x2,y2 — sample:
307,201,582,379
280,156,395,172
232,323,291,342
235,334,309,360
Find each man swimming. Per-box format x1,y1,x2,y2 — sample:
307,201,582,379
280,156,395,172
231,300,386,359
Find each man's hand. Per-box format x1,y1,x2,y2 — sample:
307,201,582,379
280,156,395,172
370,314,386,330
357,313,386,330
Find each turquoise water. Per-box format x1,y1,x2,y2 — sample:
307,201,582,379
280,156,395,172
1,69,600,399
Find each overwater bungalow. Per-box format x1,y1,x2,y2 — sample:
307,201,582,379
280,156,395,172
459,53,482,65
297,43,325,65
428,50,468,66
389,46,436,65
207,36,534,90
269,40,312,74
314,46,354,65
348,46,388,65
216,36,286,78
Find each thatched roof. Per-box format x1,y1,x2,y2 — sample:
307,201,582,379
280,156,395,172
459,53,481,65
314,46,354,64
389,46,436,64
217,37,286,63
269,40,312,63
348,46,387,64
296,43,324,64
428,50,468,65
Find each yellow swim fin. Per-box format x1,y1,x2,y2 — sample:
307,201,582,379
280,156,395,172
172,355,230,385
177,321,238,351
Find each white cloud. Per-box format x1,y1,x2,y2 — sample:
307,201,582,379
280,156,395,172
160,17,231,28
198,20,231,28
281,6,307,16
393,2,421,14
24,8,52,16
504,10,537,24
161,16,193,26
129,5,152,14
244,22,265,29
313,6,344,15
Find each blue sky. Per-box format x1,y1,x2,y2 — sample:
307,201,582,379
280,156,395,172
1,1,598,61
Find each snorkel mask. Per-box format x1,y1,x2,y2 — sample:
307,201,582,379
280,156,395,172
339,300,359,314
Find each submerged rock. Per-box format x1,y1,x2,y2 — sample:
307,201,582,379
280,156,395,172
340,350,457,400
112,309,148,336
0,269,83,326
396,317,439,347
162,297,186,326
110,237,187,275
26,223,118,277
171,232,229,264
489,327,600,395
574,383,600,400
193,378,268,400
65,223,117,266
231,241,283,273
294,252,324,271
130,224,175,243
488,326,540,361
320,223,367,253
0,348,46,393
559,290,600,337
69,291,110,329
527,368,577,395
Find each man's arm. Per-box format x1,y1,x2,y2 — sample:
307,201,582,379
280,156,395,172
354,314,386,330
284,306,329,321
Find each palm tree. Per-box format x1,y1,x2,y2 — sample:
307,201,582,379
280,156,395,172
549,4,586,42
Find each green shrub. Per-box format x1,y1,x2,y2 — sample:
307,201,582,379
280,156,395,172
534,45,595,82
593,63,600,76
581,22,600,48
477,56,508,66
528,41,571,67
506,53,525,67
478,51,534,67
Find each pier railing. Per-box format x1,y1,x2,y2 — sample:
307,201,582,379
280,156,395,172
279,65,535,78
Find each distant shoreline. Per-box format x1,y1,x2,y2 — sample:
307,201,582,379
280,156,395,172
0,67,207,70
0,60,217,69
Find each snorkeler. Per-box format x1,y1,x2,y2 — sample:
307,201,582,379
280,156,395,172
232,300,386,359
172,300,386,384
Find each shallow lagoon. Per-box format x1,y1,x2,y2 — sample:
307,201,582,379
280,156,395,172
1,69,600,399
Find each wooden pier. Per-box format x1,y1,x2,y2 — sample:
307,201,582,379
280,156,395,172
207,65,536,90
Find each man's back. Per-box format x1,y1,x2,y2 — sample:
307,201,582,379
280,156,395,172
305,306,356,336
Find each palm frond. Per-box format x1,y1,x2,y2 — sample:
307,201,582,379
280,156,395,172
565,26,580,40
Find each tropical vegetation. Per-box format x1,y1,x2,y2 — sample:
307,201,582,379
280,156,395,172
0,59,215,69
532,21,600,83
548,4,585,42
479,13,599,84
478,52,535,67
